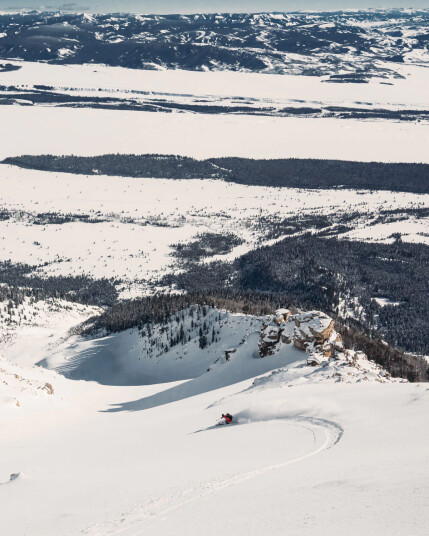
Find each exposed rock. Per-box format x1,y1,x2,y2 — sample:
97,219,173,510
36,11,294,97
225,348,237,361
274,309,290,325
258,308,403,383
257,308,396,384
41,383,54,395
259,310,338,359
258,322,282,356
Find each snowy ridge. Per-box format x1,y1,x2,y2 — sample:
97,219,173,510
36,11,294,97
45,307,260,385
42,306,400,394
252,352,399,389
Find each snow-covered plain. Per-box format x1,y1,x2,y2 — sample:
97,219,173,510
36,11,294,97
0,104,427,166
0,62,429,162
1,164,428,287
0,105,428,163
1,60,429,111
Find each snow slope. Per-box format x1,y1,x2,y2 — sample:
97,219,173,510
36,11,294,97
1,307,427,536
43,309,261,386
0,12,427,533
0,354,60,411
0,297,100,368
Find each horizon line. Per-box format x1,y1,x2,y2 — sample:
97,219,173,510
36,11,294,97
0,6,427,16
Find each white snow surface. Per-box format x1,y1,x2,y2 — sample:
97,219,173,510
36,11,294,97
0,62,428,162
0,105,427,163
1,61,429,111
0,306,428,536
0,55,428,536
0,354,60,411
45,309,261,386
0,297,100,368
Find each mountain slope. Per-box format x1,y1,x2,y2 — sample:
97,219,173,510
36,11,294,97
0,307,427,536
0,10,428,76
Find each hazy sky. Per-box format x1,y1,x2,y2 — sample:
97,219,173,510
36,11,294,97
1,1,428,13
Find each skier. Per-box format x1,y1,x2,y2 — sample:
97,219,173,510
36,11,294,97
218,412,233,425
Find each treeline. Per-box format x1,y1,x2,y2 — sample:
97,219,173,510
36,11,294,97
2,154,221,181
214,157,429,193
4,154,429,194
79,291,291,336
0,260,118,307
161,236,429,356
78,291,428,382
336,321,427,383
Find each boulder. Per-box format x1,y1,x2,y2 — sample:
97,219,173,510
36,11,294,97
274,308,290,325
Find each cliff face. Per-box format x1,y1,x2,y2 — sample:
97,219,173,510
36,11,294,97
260,310,339,357
258,309,397,383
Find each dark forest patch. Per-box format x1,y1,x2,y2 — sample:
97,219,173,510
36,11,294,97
171,233,244,262
3,154,429,194
161,236,429,357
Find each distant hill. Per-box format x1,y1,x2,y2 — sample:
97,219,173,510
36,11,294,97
0,10,428,76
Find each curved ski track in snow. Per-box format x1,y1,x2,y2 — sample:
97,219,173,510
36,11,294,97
83,417,343,536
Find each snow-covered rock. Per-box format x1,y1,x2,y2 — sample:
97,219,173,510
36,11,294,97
252,348,400,387
258,308,396,383
260,310,336,357
0,354,59,410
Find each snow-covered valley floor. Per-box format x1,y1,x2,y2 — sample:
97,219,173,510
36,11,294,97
0,64,428,293
1,164,428,292
1,105,429,163
1,62,429,163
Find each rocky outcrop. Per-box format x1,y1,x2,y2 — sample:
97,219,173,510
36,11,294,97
259,310,341,359
258,309,399,384
225,348,237,361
